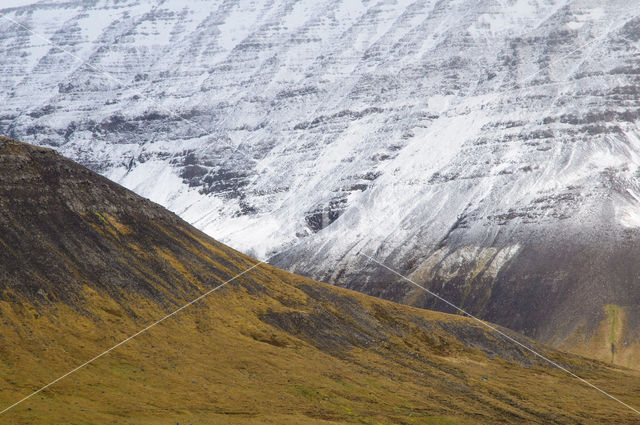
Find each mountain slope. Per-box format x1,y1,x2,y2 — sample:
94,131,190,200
2,0,640,366
2,137,640,423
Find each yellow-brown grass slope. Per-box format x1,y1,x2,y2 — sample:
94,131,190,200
0,136,639,424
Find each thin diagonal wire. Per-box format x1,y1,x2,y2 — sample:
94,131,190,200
1,3,639,419
0,260,264,416
360,252,640,416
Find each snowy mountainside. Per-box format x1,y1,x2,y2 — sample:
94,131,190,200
2,0,640,364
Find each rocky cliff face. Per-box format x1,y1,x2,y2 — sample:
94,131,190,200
2,0,640,365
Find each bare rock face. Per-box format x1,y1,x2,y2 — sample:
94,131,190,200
0,136,234,308
2,1,640,365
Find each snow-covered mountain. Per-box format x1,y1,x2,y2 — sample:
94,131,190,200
2,0,640,364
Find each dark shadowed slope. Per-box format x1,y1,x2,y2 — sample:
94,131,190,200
0,136,639,424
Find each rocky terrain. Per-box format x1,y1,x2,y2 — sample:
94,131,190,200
2,0,640,365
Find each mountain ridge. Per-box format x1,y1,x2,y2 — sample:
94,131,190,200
2,0,640,366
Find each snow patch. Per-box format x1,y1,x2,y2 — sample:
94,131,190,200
618,205,640,228
0,0,40,9
565,21,584,30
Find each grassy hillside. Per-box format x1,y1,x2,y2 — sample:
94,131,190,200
0,137,639,424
